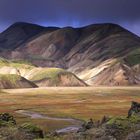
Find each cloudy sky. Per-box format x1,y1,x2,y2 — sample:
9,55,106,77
0,0,140,35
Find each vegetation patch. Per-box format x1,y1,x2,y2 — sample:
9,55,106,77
30,68,65,81
0,113,16,127
0,57,35,69
0,74,21,85
27,55,55,61
0,74,37,89
20,123,41,133
107,115,140,131
124,48,140,66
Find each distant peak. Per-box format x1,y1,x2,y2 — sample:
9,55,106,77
12,22,29,25
11,22,32,26
9,22,44,29
99,23,124,29
81,23,123,29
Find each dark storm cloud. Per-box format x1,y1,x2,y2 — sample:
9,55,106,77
0,0,140,35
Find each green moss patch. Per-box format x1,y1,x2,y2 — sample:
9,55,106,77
107,115,140,130
0,57,9,66
0,57,35,69
20,123,41,133
10,60,35,69
124,48,140,66
27,55,55,61
30,68,65,82
0,120,15,127
0,74,22,85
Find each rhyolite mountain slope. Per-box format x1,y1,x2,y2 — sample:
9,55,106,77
26,67,87,87
0,22,140,86
0,58,87,87
0,74,37,89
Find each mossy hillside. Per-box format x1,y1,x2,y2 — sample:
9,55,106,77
30,68,65,82
0,57,9,66
10,59,35,69
11,60,33,65
0,74,22,85
27,54,55,61
47,71,76,86
30,68,86,87
0,57,35,69
0,74,38,89
124,48,140,66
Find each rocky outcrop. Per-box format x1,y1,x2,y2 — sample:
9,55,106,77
19,123,44,139
128,101,140,118
0,113,44,140
0,113,16,127
126,130,140,140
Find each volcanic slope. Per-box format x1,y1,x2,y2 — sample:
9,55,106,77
0,23,140,85
0,58,87,87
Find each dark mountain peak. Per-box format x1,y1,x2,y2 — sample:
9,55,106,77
81,23,123,29
9,22,60,35
62,26,74,29
0,22,46,50
1,22,45,37
9,22,44,29
80,23,126,33
75,23,140,40
11,22,32,26
0,22,61,50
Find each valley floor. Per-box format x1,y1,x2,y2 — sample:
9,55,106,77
0,87,140,132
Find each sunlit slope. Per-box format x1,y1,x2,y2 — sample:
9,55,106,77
27,68,87,87
0,58,87,87
0,74,37,89
78,58,140,86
